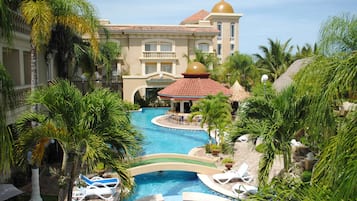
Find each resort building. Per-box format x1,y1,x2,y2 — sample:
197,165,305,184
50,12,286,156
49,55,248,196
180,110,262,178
0,12,53,124
96,0,242,103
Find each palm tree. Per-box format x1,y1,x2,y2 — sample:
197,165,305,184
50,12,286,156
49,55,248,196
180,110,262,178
0,63,15,181
318,13,357,56
190,92,232,144
254,39,294,81
214,52,258,90
245,14,357,200
295,43,319,59
184,49,219,70
16,80,142,201
0,0,14,43
20,0,99,91
231,85,308,186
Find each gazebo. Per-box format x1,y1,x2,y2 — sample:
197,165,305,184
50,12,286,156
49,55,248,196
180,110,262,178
158,62,231,113
230,80,250,102
229,80,251,113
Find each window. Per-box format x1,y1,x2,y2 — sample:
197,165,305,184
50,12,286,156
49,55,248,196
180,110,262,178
198,43,209,52
144,40,173,52
217,44,222,55
160,42,172,52
217,22,222,40
145,43,157,51
161,63,172,73
230,22,235,40
145,63,157,74
230,44,235,52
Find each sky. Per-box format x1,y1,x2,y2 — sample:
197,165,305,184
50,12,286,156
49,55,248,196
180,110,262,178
88,0,356,55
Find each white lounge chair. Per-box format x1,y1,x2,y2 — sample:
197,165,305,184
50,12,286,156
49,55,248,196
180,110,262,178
72,184,116,201
212,162,253,184
80,174,120,188
232,183,258,198
237,135,248,142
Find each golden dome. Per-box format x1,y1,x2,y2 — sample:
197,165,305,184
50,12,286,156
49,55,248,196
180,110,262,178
185,62,207,74
211,0,234,13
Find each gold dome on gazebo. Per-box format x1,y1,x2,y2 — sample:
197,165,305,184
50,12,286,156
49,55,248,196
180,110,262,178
185,62,207,74
211,0,234,13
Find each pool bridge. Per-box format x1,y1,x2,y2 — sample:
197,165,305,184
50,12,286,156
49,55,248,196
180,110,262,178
128,153,222,176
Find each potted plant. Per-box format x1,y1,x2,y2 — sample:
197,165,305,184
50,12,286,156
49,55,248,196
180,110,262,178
210,144,221,156
222,157,234,170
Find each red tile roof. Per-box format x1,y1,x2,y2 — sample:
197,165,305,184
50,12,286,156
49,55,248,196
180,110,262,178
180,10,210,25
101,24,218,35
158,78,232,101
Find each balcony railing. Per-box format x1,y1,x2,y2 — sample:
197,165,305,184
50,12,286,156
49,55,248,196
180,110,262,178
142,52,176,59
13,85,31,108
10,11,31,35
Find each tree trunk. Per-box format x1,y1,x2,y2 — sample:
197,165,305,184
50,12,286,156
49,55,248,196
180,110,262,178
58,151,68,201
30,44,42,201
67,155,80,201
30,168,43,201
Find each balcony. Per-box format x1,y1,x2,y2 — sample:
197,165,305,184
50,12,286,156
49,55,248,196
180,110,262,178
141,52,176,60
10,11,31,35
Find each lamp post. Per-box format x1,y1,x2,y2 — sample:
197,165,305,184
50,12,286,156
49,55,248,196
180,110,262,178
261,74,268,96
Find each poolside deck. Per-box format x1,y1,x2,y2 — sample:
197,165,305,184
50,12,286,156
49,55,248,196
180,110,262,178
152,114,285,200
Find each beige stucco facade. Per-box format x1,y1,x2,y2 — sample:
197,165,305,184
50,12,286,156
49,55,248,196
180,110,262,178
97,0,242,103
1,12,55,124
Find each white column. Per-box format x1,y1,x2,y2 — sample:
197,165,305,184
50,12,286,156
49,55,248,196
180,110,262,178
30,168,43,201
180,101,184,113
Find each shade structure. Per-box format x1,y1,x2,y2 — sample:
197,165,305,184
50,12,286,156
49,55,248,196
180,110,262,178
0,184,23,201
229,80,250,101
158,78,231,101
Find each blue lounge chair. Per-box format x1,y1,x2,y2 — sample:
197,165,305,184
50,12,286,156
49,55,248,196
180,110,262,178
79,174,120,188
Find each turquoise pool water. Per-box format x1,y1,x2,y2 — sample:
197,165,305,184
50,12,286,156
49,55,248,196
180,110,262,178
125,108,220,201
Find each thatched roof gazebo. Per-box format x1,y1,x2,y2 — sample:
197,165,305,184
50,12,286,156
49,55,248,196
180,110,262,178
229,80,250,102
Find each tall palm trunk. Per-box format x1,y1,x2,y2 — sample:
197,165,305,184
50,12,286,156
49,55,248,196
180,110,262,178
58,151,68,201
30,43,43,201
30,168,43,201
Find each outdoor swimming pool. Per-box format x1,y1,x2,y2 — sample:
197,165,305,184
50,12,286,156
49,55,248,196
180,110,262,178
125,107,221,201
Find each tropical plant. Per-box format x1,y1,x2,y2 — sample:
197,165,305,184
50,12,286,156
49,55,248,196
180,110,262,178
184,49,219,69
74,36,121,85
231,85,309,186
16,80,142,201
254,39,294,81
318,13,357,56
244,14,357,200
20,0,99,90
190,92,232,145
295,43,319,59
0,63,15,181
212,52,258,91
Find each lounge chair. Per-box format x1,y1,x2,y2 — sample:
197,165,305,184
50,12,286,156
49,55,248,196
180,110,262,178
212,162,253,184
232,183,258,198
79,174,120,188
237,135,248,142
72,184,116,201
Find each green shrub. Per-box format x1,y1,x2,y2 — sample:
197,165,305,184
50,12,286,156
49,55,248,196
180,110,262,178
205,143,221,153
222,157,234,164
301,170,312,182
255,143,266,153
